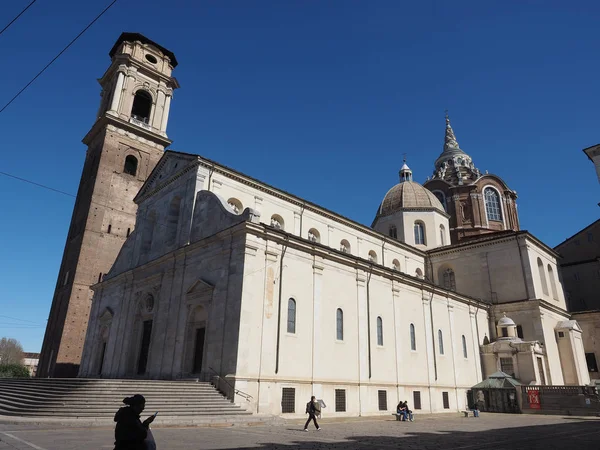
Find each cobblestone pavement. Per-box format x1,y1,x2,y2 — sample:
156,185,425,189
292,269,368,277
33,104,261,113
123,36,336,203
1,414,599,449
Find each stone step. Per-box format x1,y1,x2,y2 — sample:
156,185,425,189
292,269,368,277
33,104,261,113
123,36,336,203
0,396,243,410
0,387,225,397
0,379,213,387
0,378,252,421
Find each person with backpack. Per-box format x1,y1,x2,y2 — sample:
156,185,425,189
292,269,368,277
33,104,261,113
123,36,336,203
304,396,322,431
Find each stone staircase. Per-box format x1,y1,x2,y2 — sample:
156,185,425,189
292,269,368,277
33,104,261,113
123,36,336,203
0,378,258,423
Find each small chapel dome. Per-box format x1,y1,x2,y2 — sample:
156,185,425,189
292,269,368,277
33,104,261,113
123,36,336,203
497,314,516,327
377,181,446,217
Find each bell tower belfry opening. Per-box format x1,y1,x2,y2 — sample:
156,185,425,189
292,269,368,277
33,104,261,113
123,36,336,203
38,33,179,378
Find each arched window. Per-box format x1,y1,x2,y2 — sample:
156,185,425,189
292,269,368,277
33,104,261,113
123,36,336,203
440,225,445,246
438,330,444,355
368,250,378,263
287,298,296,334
336,308,344,340
414,222,425,245
547,264,558,300
123,155,138,176
340,239,351,254
410,323,416,351
131,90,153,124
389,225,398,239
270,214,284,230
484,187,503,222
377,316,383,346
392,259,401,271
415,268,423,279
462,335,468,358
227,198,242,214
537,257,549,296
433,191,446,211
443,268,456,291
166,196,181,246
308,228,320,243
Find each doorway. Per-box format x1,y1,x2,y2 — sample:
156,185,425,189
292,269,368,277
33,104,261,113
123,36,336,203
137,320,153,375
193,327,205,373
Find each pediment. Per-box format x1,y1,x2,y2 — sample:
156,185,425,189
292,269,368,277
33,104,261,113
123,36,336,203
186,278,215,295
134,151,198,203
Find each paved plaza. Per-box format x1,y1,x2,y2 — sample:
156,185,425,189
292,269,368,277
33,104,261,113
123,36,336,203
1,413,599,450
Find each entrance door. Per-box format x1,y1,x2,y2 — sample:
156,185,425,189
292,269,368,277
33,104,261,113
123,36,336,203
137,320,153,375
193,327,205,373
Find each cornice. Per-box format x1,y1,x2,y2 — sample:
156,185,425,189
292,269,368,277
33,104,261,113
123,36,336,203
192,156,426,258
246,222,490,311
82,114,171,148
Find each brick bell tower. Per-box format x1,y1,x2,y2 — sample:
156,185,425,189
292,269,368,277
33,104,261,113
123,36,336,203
38,33,179,377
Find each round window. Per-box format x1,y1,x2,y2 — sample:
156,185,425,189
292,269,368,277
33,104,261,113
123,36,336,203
145,54,158,64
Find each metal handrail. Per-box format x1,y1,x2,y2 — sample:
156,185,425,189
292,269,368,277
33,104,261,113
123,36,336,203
208,367,253,401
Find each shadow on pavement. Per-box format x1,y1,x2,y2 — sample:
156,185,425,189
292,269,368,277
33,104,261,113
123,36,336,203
202,418,600,450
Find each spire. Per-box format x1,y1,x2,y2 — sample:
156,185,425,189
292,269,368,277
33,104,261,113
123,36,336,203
444,112,461,153
399,155,413,182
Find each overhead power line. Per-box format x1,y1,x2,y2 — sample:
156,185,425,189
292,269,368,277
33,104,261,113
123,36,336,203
0,169,281,282
0,315,45,325
0,0,39,38
0,0,119,115
0,169,176,234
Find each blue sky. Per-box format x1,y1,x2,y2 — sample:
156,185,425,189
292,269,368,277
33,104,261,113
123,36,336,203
0,1,598,352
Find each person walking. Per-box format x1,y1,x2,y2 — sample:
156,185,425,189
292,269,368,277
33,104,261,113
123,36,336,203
113,394,156,450
304,396,322,431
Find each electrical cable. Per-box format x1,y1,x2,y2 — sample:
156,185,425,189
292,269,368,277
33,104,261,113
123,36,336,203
0,0,118,114
0,0,38,38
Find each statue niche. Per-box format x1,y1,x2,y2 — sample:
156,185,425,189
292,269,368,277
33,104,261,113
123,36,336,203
460,199,472,223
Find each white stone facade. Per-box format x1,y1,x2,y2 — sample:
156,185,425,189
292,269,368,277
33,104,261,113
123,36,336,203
79,151,590,417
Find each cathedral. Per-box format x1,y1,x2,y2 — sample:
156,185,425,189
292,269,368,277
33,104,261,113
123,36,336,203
42,33,591,417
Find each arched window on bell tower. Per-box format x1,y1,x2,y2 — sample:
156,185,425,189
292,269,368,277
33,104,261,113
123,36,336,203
123,155,138,176
131,90,153,125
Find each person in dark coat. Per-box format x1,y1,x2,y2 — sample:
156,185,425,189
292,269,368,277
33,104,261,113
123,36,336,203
114,394,155,450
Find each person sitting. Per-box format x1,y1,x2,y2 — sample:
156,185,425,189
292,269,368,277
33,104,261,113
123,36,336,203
401,400,414,421
468,402,480,417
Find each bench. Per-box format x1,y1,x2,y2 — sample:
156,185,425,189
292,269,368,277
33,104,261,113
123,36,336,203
462,410,479,417
392,412,415,421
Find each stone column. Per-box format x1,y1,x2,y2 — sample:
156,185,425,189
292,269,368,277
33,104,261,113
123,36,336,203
469,309,482,381
108,71,125,115
312,259,324,399
153,89,166,131
294,211,301,235
327,225,334,247
448,304,460,408
422,293,435,412
160,94,172,134
356,273,369,415
391,284,401,402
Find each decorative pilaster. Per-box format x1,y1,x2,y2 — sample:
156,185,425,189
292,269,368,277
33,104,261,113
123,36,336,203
108,71,125,115
356,273,368,415
311,260,324,398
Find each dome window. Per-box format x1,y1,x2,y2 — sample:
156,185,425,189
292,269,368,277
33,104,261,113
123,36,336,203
414,221,426,245
389,225,397,239
484,187,503,222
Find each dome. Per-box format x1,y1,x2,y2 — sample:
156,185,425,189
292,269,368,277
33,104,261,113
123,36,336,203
377,181,446,217
497,314,516,327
